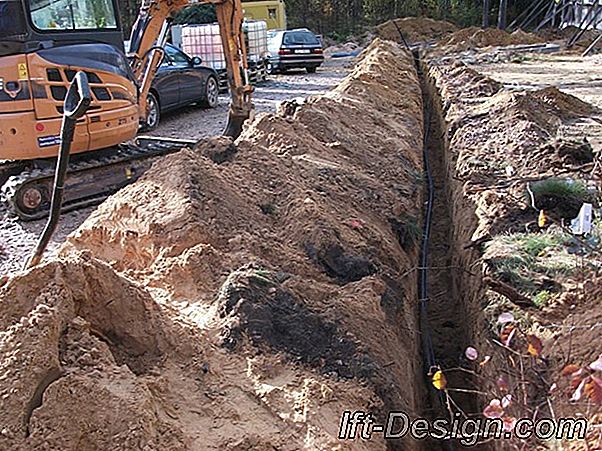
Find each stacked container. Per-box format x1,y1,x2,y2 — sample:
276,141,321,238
244,20,268,63
180,23,226,70
174,20,268,71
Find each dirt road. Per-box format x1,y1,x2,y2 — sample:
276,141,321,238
0,57,354,277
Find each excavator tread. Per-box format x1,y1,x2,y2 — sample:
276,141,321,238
1,137,195,221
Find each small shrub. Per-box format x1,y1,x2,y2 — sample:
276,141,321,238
529,178,593,218
533,290,552,308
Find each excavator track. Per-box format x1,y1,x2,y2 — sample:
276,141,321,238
1,137,195,221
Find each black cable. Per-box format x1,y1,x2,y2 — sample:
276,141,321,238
415,57,456,451
392,19,412,51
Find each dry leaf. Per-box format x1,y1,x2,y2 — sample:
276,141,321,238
571,377,588,402
498,312,514,324
465,346,479,361
527,334,543,357
585,376,602,405
562,364,582,377
483,399,504,419
570,370,586,389
501,326,516,347
432,370,447,391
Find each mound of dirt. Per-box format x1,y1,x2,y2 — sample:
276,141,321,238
440,26,544,52
428,61,598,234
1,39,426,450
377,16,458,44
537,25,602,48
435,61,503,103
0,253,190,450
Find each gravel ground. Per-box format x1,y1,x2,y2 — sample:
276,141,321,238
0,57,354,277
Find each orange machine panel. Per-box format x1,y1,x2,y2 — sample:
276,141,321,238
0,54,34,114
0,51,140,161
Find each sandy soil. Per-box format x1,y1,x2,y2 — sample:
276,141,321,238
478,54,602,108
476,54,602,167
0,41,426,450
2,26,601,450
0,57,353,278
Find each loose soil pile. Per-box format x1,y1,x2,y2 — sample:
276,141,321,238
377,16,458,44
439,26,544,52
537,25,602,49
0,39,426,450
430,61,597,235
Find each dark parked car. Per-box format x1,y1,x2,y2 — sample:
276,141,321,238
266,28,324,74
144,44,220,130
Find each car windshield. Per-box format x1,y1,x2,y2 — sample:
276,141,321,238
283,31,319,46
163,45,189,66
28,0,118,30
0,0,27,37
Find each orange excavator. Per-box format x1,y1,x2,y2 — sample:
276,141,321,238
0,0,253,219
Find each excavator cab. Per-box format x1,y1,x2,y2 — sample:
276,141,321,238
0,0,139,162
0,0,253,219
1,0,125,52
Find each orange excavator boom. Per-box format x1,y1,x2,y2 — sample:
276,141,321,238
128,0,254,137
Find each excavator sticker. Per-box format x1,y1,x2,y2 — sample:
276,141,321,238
17,63,28,80
37,135,61,148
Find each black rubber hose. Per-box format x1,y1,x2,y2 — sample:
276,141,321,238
415,54,456,451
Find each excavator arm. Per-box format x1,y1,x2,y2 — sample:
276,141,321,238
128,0,253,138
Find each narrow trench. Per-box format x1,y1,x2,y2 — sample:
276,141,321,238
413,53,485,450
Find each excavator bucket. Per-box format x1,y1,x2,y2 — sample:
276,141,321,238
223,112,248,138
222,84,254,138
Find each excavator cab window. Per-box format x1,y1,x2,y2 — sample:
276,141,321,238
29,0,118,31
0,0,27,37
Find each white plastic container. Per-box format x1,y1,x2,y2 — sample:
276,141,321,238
244,20,268,63
176,20,268,70
571,203,594,235
181,23,226,70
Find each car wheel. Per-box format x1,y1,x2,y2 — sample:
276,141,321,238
306,66,317,74
266,61,276,74
201,76,219,108
144,92,160,131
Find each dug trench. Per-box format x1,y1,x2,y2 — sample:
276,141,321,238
0,36,594,449
406,52,488,449
416,55,482,426
0,39,432,451
418,48,602,450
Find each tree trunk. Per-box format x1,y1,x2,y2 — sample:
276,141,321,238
483,0,490,27
497,0,508,29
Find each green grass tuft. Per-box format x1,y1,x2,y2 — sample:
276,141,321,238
533,290,552,308
530,178,589,203
486,230,574,295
